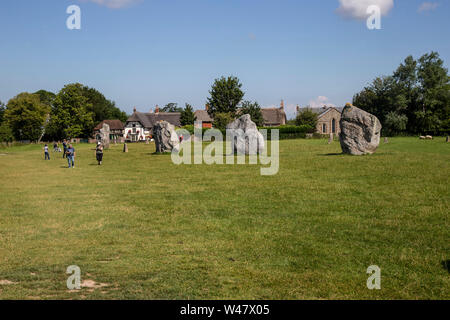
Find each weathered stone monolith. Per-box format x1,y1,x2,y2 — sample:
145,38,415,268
226,114,265,155
152,121,180,153
99,123,110,149
339,103,382,155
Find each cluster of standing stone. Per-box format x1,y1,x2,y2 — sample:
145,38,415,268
339,103,382,155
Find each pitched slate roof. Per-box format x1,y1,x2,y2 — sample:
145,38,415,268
126,111,181,128
261,108,287,126
194,110,213,122
94,120,124,131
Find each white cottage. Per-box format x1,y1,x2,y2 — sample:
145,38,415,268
124,107,181,142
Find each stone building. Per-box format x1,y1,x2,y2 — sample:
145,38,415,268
296,106,343,134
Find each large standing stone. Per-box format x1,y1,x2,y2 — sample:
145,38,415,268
99,123,110,149
339,104,382,155
226,114,265,155
152,121,180,153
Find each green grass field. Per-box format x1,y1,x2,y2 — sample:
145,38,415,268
0,138,448,300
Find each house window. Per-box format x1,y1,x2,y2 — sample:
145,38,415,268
332,119,336,133
322,123,327,133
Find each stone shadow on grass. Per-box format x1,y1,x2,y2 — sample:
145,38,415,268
147,152,172,156
441,260,450,273
318,153,344,156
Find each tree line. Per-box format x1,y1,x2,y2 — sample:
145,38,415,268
0,83,128,142
353,52,449,136
1,52,447,142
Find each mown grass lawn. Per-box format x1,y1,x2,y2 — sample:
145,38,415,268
0,137,448,300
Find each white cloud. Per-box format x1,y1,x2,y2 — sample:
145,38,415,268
308,96,336,109
81,0,142,9
418,2,440,13
336,0,394,20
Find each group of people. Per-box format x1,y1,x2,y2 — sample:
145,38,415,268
43,139,104,168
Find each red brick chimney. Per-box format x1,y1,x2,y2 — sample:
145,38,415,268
280,100,284,110
155,105,160,113
133,107,137,113
205,104,210,111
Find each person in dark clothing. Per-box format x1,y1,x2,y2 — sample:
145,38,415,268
62,140,68,158
95,142,104,165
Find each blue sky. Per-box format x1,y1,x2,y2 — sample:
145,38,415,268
0,0,449,119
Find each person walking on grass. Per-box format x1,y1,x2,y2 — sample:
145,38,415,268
66,144,76,168
95,141,104,165
44,144,50,160
62,139,68,158
53,142,58,152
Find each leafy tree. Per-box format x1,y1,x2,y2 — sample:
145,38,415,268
240,100,264,126
0,122,13,143
353,76,406,125
44,84,128,140
48,83,94,139
34,90,56,108
353,52,449,135
0,101,6,124
108,107,128,123
416,52,450,134
295,108,318,129
180,103,196,126
4,93,50,141
81,86,128,123
384,112,408,136
161,103,182,113
207,76,244,117
213,112,235,130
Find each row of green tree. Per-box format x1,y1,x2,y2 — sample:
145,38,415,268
353,52,449,136
0,83,128,142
